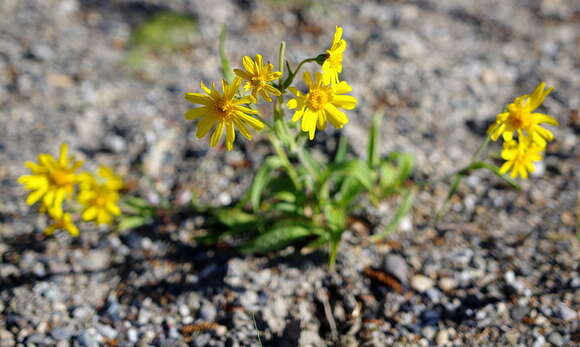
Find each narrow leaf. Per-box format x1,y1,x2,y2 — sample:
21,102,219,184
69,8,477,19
239,225,319,255
367,111,383,168
334,133,348,163
250,156,283,211
118,215,150,231
370,189,414,242
218,25,234,83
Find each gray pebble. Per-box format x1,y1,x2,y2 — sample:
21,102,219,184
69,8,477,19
51,327,73,341
240,291,259,310
511,306,529,321
200,301,217,321
77,332,98,347
81,250,109,272
127,328,139,343
548,332,565,346
558,303,577,321
384,254,409,285
96,323,117,340
299,330,324,347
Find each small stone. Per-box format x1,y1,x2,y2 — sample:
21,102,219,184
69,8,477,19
96,323,117,339
411,275,434,293
422,326,436,340
51,327,73,341
179,304,190,317
0,330,14,345
511,306,529,321
420,310,442,326
548,332,565,346
200,301,217,321
81,250,109,272
532,335,545,347
127,328,138,343
240,291,259,310
436,329,449,345
300,330,324,347
384,254,409,285
558,303,577,321
76,331,98,347
438,277,457,292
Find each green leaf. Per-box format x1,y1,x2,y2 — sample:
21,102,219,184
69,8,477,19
121,196,155,215
118,215,152,231
218,25,234,83
303,234,331,251
249,156,283,211
386,152,415,187
334,133,348,164
324,204,347,232
335,176,366,207
367,112,383,168
213,208,258,228
326,159,373,191
239,225,321,255
370,189,414,242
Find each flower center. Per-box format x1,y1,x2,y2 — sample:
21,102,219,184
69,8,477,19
50,169,75,187
306,88,331,111
250,76,266,89
507,109,530,130
215,99,235,119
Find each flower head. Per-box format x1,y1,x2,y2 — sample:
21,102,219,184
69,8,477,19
487,82,558,147
18,143,83,217
234,54,282,103
44,212,79,236
78,167,123,226
321,26,347,85
184,78,265,150
287,72,357,140
499,137,544,179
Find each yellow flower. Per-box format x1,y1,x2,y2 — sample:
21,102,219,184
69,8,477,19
287,72,357,140
18,143,83,217
184,78,265,150
487,82,558,147
499,137,544,179
321,26,347,85
44,212,79,237
234,54,282,103
78,167,123,226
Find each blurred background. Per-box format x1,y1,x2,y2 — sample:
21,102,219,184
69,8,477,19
0,0,578,346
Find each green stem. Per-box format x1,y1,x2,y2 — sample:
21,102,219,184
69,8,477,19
268,134,301,190
472,136,491,162
281,57,318,90
328,240,339,271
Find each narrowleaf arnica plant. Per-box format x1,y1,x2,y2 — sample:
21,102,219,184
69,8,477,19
18,26,559,270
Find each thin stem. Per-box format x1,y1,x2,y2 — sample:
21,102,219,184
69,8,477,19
281,57,318,90
328,240,339,271
472,136,491,162
268,134,301,190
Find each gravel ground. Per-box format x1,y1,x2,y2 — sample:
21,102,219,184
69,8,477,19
1,0,578,346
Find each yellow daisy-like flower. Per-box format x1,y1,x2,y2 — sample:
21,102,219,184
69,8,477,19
499,137,544,179
77,167,123,226
184,78,265,150
321,26,347,85
487,82,558,147
44,212,79,237
18,143,83,217
287,71,357,140
234,54,282,103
